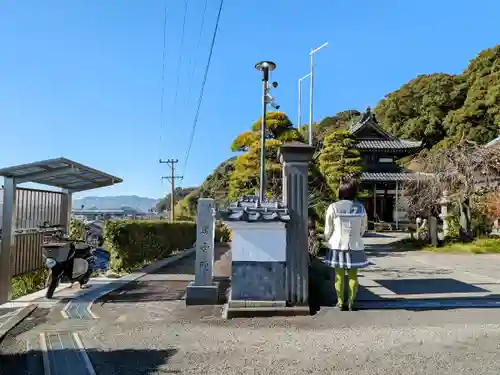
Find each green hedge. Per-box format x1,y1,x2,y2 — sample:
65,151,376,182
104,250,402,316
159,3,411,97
104,220,197,273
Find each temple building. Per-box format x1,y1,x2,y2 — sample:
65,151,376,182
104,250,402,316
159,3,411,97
348,108,423,227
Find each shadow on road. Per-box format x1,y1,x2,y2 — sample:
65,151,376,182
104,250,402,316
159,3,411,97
96,245,231,305
0,348,179,375
308,257,500,314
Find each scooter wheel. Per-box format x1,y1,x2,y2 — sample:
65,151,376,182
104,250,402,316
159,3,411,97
46,272,58,299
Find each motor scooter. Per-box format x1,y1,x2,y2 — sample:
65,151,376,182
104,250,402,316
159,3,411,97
41,224,110,299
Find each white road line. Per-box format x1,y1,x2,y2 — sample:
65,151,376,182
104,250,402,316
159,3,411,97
72,332,97,375
86,303,98,319
61,301,71,319
39,333,52,375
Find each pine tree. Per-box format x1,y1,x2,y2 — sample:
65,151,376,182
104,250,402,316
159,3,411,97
317,130,362,194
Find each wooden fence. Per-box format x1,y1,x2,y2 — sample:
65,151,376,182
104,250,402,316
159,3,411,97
1,187,64,277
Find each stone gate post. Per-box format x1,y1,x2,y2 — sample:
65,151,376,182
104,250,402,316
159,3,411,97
279,142,314,306
186,198,218,305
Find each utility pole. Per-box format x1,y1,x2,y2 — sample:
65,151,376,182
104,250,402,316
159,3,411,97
308,41,328,146
159,159,183,221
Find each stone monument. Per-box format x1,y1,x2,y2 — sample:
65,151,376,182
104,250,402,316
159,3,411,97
220,142,314,317
440,191,451,238
185,198,219,305
220,196,290,311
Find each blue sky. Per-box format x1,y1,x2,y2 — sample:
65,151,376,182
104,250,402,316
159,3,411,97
1,0,499,199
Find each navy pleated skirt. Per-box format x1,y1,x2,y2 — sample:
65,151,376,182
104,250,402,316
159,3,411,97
323,249,370,269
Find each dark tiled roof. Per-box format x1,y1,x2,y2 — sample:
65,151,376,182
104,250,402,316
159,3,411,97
355,139,422,150
219,196,290,223
348,114,396,140
361,172,420,182
348,109,422,151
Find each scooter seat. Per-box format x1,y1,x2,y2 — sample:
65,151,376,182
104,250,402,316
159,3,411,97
74,243,91,251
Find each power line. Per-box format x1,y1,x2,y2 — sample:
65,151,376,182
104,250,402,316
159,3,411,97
183,0,208,111
170,0,189,130
181,0,225,176
158,0,169,156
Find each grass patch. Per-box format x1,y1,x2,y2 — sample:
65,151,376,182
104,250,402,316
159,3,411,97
425,237,500,254
11,269,48,299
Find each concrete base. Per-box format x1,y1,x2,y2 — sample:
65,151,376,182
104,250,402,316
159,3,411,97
185,281,220,305
224,288,310,319
231,261,286,301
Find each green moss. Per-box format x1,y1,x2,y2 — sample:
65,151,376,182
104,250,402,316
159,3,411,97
425,237,500,254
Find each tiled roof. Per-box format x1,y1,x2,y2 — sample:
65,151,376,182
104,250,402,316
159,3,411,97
348,109,422,151
355,139,422,150
219,196,290,223
348,113,396,140
361,172,421,182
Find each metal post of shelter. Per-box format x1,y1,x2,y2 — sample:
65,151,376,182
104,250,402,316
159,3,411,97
0,178,16,303
59,189,73,233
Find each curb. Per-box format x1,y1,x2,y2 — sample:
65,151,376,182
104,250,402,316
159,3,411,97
0,304,37,341
83,247,197,313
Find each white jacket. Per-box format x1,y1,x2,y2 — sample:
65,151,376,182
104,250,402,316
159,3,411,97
324,200,367,251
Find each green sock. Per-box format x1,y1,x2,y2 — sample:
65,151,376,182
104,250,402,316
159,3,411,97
347,269,359,307
334,268,345,306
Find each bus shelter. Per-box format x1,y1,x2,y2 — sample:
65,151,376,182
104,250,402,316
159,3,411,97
0,158,122,304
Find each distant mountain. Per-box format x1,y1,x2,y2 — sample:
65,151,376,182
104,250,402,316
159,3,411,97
73,195,160,213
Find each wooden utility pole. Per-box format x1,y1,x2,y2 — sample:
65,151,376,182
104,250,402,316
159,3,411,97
160,159,183,221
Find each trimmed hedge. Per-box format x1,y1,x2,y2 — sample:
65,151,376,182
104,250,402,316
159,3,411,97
104,220,197,273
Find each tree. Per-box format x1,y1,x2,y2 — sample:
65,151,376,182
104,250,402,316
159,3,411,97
375,73,467,146
408,138,500,240
317,130,362,194
156,187,197,212
228,112,302,200
444,45,500,144
485,192,500,222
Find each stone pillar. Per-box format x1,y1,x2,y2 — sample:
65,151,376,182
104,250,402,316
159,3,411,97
0,178,16,304
429,216,438,246
439,191,451,237
186,198,219,305
279,142,314,306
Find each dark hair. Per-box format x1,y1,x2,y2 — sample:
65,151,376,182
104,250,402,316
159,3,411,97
338,179,359,201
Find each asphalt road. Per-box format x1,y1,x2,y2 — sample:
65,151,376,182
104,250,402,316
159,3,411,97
3,235,500,375
81,305,500,375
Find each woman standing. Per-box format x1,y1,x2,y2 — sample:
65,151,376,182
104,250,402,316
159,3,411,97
323,179,369,311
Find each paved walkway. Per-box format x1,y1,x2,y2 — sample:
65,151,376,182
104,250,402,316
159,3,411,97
3,235,500,374
356,233,500,308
